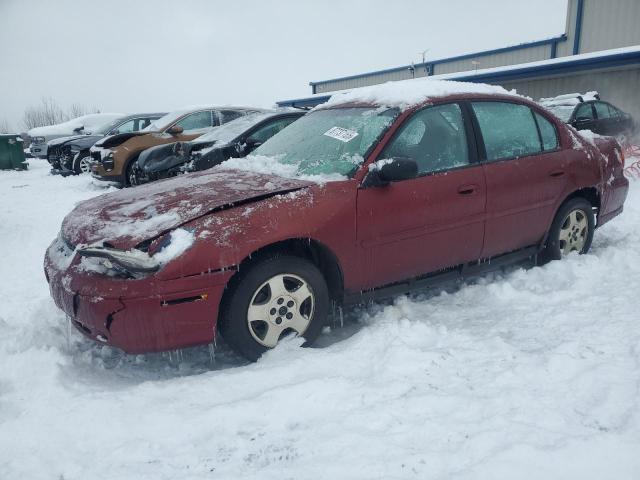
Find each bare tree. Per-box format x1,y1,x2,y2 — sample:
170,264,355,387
21,98,100,130
0,118,11,133
68,103,99,119
22,97,67,130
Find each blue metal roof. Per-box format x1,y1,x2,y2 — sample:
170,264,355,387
276,47,640,108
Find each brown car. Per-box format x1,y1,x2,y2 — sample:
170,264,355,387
89,107,262,186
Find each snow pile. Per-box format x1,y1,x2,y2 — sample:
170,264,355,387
153,228,195,264
319,79,518,111
0,159,640,478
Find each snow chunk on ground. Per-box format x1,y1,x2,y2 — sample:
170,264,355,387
320,78,518,111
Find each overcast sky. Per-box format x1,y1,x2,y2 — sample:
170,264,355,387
0,0,568,130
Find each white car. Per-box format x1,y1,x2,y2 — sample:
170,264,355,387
27,113,123,158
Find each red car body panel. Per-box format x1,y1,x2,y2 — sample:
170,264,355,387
44,92,629,353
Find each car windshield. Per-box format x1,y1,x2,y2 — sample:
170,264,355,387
93,117,127,135
250,107,399,177
543,104,575,122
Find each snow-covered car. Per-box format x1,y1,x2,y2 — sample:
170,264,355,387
539,92,636,141
89,107,264,186
27,113,124,159
44,79,629,362
46,113,165,175
133,110,304,185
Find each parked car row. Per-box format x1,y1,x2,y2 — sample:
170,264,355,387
44,80,630,362
46,113,165,174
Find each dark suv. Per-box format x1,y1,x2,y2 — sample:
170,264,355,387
539,92,635,140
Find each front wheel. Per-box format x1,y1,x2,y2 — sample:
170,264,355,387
219,255,329,361
125,158,139,187
72,153,92,175
539,197,595,264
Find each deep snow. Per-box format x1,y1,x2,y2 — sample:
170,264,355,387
1,159,640,479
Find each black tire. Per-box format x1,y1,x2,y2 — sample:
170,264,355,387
219,255,329,362
125,157,139,187
72,152,91,175
539,197,595,265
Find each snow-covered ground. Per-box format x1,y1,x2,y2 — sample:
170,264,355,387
1,159,640,479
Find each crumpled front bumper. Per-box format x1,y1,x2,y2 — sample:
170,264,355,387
44,237,234,354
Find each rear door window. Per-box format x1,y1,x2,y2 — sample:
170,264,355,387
471,102,542,161
219,110,244,125
594,102,611,119
380,103,469,175
175,111,213,131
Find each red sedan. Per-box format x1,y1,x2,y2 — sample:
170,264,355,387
45,80,629,361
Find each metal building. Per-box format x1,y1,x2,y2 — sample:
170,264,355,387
277,0,640,123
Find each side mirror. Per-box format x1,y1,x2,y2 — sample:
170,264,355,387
72,125,84,134
362,157,418,188
167,125,184,135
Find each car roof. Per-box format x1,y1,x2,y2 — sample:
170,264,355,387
315,79,521,112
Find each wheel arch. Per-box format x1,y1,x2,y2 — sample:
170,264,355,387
541,187,600,249
223,237,345,305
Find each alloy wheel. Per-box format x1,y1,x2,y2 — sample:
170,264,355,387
79,157,91,174
559,208,588,255
246,273,315,347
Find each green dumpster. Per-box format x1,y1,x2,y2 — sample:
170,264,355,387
0,134,28,170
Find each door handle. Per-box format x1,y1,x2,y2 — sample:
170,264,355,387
549,170,565,177
457,184,477,195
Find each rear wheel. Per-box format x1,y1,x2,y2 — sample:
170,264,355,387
219,255,329,362
539,197,595,264
72,152,92,175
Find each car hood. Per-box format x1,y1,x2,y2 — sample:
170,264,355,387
48,134,102,148
61,169,312,250
97,131,155,149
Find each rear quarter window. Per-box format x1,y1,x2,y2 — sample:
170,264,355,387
534,112,559,151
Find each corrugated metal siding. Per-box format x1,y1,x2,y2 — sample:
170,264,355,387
579,0,640,54
314,66,428,94
433,44,551,75
499,66,640,127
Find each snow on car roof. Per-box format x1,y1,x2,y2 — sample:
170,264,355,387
28,113,124,136
143,106,269,132
318,78,518,111
539,91,600,107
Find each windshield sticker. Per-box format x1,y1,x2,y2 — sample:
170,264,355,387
323,126,359,143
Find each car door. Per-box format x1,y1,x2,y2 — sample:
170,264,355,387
593,102,618,136
356,102,486,288
572,102,598,133
470,101,568,258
